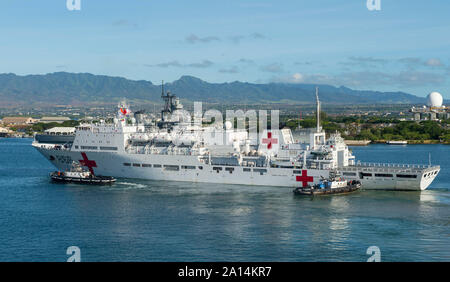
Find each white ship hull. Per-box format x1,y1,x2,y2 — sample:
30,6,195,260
34,144,440,191
31,90,441,192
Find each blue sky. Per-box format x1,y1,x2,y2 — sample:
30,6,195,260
0,0,449,98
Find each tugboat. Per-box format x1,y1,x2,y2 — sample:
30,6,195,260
293,172,361,196
50,162,116,185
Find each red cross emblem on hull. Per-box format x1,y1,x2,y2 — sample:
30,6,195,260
296,170,314,187
79,152,97,175
262,131,278,149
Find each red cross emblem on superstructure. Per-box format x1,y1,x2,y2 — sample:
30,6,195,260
79,152,97,175
262,131,278,149
296,170,314,187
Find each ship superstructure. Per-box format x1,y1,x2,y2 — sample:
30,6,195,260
32,89,440,191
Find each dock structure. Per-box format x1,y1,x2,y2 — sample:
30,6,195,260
344,140,371,146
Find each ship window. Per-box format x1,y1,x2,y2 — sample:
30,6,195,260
343,172,357,176
253,168,267,175
81,146,98,150
181,165,196,169
153,164,162,168
361,172,372,177
74,145,79,149
164,165,179,171
225,167,234,173
396,174,417,178
198,166,203,170
293,170,303,174
123,163,131,166
243,168,251,172
142,164,152,167
213,167,222,173
375,173,393,178
100,146,118,151
133,163,141,167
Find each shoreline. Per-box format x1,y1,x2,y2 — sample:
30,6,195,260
0,136,33,139
373,140,448,145
354,142,448,145
345,139,449,145
1,136,449,144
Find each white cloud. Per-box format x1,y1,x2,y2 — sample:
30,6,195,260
145,60,214,69
260,63,284,73
425,58,443,67
185,34,220,44
272,70,446,88
292,73,303,82
399,57,446,69
219,66,239,74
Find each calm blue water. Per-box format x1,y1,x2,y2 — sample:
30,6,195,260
0,139,449,262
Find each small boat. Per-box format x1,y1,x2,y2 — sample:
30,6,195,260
50,162,116,185
386,140,407,145
293,174,361,196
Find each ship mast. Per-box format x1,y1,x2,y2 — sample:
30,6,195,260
161,80,174,122
316,86,321,133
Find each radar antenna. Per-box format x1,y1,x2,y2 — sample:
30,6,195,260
160,80,178,122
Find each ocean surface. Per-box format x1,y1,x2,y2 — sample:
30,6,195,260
0,138,448,262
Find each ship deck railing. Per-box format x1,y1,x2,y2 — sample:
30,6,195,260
344,162,439,173
126,147,200,156
33,142,71,151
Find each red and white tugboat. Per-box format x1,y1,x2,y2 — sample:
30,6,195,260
293,172,361,196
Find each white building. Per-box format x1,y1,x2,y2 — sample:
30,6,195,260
40,117,72,124
411,92,449,120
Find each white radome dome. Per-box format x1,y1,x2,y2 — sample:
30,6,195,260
427,92,443,107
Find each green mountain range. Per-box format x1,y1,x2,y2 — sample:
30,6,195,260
0,72,427,106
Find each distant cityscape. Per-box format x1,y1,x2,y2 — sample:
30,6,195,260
2,73,448,141
1,93,449,143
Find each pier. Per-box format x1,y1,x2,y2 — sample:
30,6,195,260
344,140,371,146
